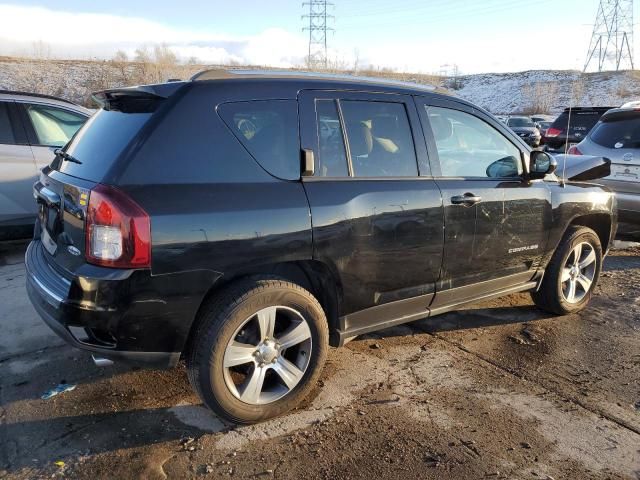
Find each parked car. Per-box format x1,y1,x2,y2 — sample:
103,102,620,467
0,91,91,239
566,106,640,224
542,106,614,153
26,71,616,424
531,114,555,124
506,116,541,147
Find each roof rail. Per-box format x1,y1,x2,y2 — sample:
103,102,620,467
0,90,80,106
190,68,439,92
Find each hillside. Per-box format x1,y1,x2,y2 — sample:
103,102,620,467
1,56,639,114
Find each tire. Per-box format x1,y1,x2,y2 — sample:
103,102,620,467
186,277,329,424
531,226,602,315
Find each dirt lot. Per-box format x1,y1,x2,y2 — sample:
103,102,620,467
1,239,639,480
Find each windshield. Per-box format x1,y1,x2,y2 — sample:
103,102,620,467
508,117,534,127
54,109,152,181
590,116,640,149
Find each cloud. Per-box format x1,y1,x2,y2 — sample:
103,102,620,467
0,4,307,66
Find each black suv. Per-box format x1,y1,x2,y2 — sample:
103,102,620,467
26,71,617,424
543,106,614,152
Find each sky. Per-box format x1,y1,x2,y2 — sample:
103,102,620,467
0,0,629,74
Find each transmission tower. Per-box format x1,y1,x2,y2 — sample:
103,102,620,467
584,0,634,72
302,0,334,69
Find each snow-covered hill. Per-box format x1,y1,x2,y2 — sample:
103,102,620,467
1,56,639,114
453,70,640,114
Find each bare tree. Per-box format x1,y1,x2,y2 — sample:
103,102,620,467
523,81,559,114
110,50,132,85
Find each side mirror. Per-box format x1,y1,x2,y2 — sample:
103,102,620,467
529,150,557,179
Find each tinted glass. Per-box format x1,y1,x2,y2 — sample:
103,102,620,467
508,117,534,127
56,109,152,181
427,106,522,178
219,100,300,180
0,102,15,144
340,101,417,177
25,104,86,147
590,116,640,148
315,100,348,177
551,111,602,132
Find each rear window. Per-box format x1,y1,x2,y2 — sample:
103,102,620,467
590,116,640,148
218,100,300,180
508,117,534,127
55,109,152,181
552,111,602,131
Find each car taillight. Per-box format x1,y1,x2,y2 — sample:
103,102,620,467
546,127,563,137
567,145,582,155
86,184,151,268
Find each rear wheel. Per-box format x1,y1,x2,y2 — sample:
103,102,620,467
187,278,329,424
531,226,602,315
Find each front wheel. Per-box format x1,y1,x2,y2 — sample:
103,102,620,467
187,278,329,424
531,226,602,315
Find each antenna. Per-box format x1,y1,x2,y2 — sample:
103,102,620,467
302,0,335,69
584,0,634,72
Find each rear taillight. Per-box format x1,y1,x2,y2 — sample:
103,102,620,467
546,127,563,137
567,145,582,155
86,184,151,268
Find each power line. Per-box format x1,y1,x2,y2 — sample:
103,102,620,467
302,0,335,69
584,0,634,71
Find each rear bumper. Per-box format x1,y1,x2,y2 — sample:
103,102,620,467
25,240,189,368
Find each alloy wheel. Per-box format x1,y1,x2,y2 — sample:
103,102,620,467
222,306,312,405
561,241,597,304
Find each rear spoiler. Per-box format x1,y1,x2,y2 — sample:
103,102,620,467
91,82,187,112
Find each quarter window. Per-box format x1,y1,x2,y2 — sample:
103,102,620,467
340,101,418,178
427,106,522,178
25,104,86,147
219,100,300,180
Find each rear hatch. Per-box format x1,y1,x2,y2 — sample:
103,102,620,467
588,109,640,190
33,84,182,273
547,107,613,147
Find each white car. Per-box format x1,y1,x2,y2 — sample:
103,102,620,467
0,91,91,239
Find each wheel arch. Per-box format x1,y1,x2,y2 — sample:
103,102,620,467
183,260,344,358
568,213,612,253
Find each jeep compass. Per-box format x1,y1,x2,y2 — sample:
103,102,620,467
26,70,617,423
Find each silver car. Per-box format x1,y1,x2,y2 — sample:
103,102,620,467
568,106,640,224
0,91,91,238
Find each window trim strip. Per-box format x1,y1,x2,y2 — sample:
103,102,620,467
335,99,354,177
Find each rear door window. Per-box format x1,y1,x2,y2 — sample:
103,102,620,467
340,101,418,177
0,102,15,144
590,116,640,148
315,99,348,177
218,100,300,180
24,104,86,147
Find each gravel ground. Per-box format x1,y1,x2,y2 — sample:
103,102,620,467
1,240,639,479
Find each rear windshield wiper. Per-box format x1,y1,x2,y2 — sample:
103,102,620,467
54,148,82,165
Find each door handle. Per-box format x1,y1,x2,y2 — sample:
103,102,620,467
451,193,482,206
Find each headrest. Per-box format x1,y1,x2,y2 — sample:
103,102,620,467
371,115,400,139
346,121,373,157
